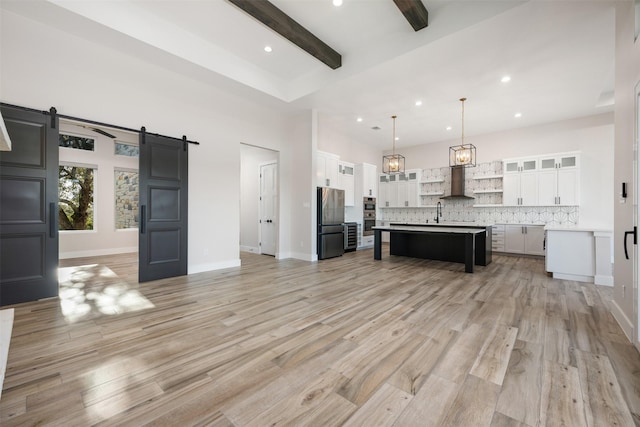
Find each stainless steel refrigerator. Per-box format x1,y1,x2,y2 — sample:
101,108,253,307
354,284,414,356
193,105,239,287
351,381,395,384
317,187,345,260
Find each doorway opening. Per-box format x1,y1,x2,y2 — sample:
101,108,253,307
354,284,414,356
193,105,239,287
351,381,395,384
240,144,279,257
57,121,143,321
58,121,139,262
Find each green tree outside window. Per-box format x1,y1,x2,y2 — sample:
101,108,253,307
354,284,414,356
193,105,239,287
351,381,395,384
59,166,94,230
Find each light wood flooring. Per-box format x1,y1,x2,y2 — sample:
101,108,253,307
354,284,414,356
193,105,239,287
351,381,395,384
1,248,640,426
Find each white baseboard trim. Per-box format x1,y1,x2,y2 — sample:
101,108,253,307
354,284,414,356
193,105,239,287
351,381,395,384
552,273,594,283
611,299,634,342
281,252,316,262
0,308,14,400
188,259,241,275
594,274,614,286
240,245,260,254
60,247,137,259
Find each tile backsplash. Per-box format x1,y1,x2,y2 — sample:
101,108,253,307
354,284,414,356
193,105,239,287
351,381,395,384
379,160,579,226
379,205,579,226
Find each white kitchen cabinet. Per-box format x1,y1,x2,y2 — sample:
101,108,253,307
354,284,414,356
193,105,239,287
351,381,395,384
379,170,421,208
503,171,538,206
317,151,339,188
387,174,400,207
491,224,505,252
503,157,537,206
504,225,545,256
378,174,390,208
396,174,409,207
504,158,537,174
405,170,421,207
537,153,579,206
356,163,377,199
338,161,355,206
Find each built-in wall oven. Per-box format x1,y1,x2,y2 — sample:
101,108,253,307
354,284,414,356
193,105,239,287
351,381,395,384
363,197,376,236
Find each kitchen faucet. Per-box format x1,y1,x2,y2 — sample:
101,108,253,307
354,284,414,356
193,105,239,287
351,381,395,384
435,202,442,224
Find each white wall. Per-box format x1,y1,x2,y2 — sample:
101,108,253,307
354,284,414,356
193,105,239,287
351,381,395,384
613,1,640,342
58,122,139,258
387,113,614,227
317,113,382,166
240,144,278,253
1,10,316,272
284,110,316,261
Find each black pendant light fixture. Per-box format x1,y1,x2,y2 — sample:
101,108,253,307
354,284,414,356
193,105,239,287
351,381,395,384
383,115,405,174
449,97,476,167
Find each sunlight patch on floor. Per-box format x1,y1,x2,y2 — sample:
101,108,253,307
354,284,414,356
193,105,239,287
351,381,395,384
58,264,154,323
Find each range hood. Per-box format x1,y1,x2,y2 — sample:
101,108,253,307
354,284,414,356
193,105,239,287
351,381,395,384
440,166,474,200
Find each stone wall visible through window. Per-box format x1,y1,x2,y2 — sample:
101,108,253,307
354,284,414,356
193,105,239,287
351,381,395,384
114,142,139,157
115,170,139,229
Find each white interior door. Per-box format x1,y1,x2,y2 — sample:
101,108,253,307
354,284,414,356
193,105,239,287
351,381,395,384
260,162,278,256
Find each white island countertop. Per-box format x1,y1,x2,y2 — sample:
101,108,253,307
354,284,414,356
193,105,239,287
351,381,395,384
388,221,494,227
544,224,612,233
373,225,485,234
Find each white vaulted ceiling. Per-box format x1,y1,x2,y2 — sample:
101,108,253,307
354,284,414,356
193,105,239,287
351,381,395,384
1,0,615,149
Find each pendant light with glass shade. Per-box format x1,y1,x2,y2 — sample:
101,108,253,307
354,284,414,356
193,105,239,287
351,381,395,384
382,115,405,174
449,97,476,167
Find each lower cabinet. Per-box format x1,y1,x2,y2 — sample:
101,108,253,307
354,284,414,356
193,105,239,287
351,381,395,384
504,225,545,256
491,224,505,252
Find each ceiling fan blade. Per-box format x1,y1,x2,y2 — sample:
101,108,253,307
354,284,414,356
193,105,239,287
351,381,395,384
90,127,117,139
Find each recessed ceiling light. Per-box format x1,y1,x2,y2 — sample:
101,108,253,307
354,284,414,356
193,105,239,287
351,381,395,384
356,117,363,122
501,75,511,83
395,137,399,141
415,100,422,107
264,46,272,53
514,112,522,118
333,0,343,6
446,126,452,131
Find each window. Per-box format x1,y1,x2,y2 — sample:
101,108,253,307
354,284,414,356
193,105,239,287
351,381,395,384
59,165,95,230
59,134,95,151
114,141,139,157
115,170,139,229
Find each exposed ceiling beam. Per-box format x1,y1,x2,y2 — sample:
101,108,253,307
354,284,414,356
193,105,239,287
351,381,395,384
227,0,342,69
393,0,429,31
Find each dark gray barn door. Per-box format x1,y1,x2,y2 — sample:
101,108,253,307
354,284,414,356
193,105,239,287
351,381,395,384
0,106,59,306
138,130,188,282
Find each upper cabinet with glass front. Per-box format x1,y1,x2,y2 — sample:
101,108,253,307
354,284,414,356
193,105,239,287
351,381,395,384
503,158,537,174
503,152,580,207
537,152,580,206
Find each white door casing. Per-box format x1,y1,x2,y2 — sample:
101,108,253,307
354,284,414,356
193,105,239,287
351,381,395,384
630,82,640,350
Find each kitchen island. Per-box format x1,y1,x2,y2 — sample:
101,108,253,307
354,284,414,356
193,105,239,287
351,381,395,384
372,224,491,273
545,224,613,285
